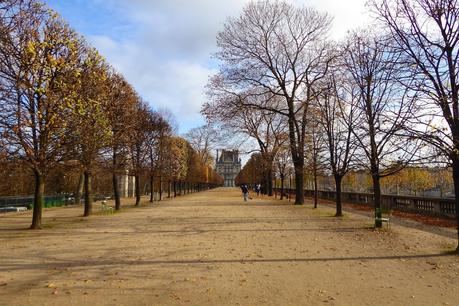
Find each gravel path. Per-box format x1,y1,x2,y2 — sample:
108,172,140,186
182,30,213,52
0,188,458,306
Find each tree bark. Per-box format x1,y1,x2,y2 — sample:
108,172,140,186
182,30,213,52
112,147,121,210
74,172,84,205
168,180,171,198
30,170,44,229
372,173,382,228
267,169,273,196
149,175,154,203
113,173,120,210
174,181,177,197
135,174,140,206
452,158,459,253
294,163,304,205
334,174,343,217
280,175,285,200
112,145,121,210
159,176,162,201
83,170,93,217
313,168,318,209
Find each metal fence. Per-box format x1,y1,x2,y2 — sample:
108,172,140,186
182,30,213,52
0,195,70,209
274,188,456,219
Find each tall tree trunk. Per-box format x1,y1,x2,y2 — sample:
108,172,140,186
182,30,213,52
135,144,141,205
30,170,44,229
372,174,382,228
267,169,273,196
112,173,120,210
112,147,121,210
149,175,154,203
159,176,162,201
262,176,267,195
74,172,84,205
334,174,343,217
168,180,171,198
313,168,318,209
83,170,93,217
135,174,140,206
174,181,177,197
280,175,285,200
451,158,459,253
294,162,304,205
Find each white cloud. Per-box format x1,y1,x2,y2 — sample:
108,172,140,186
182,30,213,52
301,0,371,39
85,0,371,133
88,34,213,131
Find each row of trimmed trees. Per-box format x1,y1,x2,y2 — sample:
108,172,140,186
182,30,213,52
204,0,459,252
0,0,223,229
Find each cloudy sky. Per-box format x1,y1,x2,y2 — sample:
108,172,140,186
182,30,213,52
44,0,370,134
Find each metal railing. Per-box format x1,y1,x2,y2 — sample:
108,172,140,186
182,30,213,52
0,195,73,209
274,188,456,219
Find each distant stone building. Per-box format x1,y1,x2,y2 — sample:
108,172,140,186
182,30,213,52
215,150,241,187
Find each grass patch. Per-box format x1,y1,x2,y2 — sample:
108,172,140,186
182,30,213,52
94,210,116,216
328,213,350,219
441,243,458,254
376,227,391,232
363,222,376,229
311,209,350,219
319,211,335,217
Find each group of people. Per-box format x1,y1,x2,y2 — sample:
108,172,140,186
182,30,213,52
240,183,262,201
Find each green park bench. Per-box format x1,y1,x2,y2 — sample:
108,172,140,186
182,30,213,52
375,207,391,228
101,200,114,215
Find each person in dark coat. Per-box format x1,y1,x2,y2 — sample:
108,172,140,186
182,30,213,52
255,184,261,196
240,184,249,201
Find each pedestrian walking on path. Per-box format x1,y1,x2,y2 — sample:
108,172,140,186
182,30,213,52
255,183,261,196
240,184,249,202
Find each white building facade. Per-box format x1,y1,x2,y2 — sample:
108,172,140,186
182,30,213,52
215,150,241,187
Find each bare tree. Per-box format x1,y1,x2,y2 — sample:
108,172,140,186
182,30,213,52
372,0,459,250
343,31,418,227
210,0,333,204
274,145,293,200
315,73,357,216
304,113,327,209
184,123,221,166
203,92,288,196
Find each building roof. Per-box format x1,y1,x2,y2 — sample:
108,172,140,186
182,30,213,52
217,150,241,164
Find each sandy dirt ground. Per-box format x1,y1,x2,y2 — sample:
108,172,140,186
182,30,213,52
0,187,458,306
